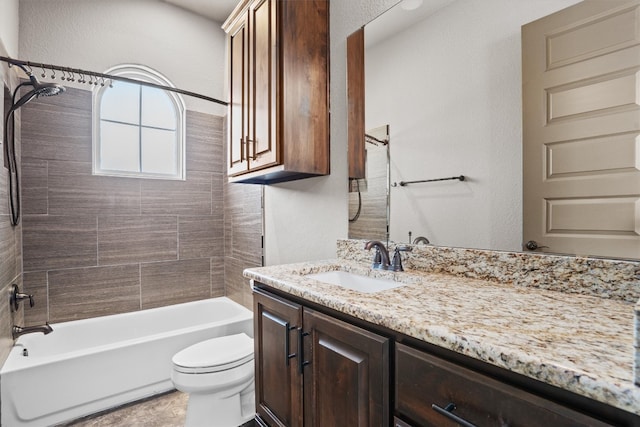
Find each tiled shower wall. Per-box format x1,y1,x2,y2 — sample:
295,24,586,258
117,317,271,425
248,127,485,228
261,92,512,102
19,86,261,325
224,176,263,309
0,79,23,364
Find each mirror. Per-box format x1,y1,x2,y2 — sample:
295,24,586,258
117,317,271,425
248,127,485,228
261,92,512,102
349,0,640,259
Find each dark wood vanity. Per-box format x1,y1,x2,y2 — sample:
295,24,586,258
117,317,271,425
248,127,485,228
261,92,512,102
251,283,639,427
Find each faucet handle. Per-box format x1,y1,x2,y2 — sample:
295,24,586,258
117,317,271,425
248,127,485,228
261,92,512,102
371,246,383,269
390,246,412,272
10,284,34,311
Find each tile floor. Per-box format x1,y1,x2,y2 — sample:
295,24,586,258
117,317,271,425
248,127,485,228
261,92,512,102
57,390,257,427
60,391,188,427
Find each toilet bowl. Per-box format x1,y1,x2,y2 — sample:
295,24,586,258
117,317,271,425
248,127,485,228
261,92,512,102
171,333,255,427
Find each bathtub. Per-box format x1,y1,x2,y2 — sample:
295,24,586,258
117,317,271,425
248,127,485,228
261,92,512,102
1,297,253,427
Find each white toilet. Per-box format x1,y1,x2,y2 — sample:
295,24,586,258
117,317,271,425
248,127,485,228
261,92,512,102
171,333,255,427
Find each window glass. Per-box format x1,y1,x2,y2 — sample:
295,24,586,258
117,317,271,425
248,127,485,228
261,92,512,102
100,81,140,125
141,128,178,175
141,86,177,129
99,121,140,172
93,65,185,180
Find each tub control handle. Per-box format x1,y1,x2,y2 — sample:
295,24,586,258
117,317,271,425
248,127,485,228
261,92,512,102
9,284,34,312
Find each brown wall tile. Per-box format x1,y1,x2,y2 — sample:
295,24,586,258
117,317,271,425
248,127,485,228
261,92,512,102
22,215,97,272
186,112,224,173
1,82,23,367
224,176,263,310
212,172,224,213
0,216,18,288
22,271,48,326
98,216,177,265
48,160,141,215
21,159,48,215
48,265,141,322
211,256,225,297
178,216,223,260
21,89,92,163
224,256,259,310
141,258,210,309
141,171,212,215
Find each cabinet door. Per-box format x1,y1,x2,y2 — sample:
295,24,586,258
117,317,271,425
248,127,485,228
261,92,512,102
227,12,249,176
396,343,613,427
254,289,303,427
248,0,279,171
302,308,390,427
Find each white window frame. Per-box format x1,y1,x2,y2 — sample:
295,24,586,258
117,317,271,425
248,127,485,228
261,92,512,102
92,64,186,180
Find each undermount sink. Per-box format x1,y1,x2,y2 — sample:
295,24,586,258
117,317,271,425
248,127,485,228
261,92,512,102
305,270,406,294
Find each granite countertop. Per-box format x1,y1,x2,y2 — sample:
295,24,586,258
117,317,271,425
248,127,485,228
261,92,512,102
243,259,640,416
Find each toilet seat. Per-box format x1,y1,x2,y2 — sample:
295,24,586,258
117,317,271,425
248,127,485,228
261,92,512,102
172,333,254,374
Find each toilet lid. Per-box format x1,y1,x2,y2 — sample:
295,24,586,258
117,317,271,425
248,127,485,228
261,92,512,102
172,333,254,374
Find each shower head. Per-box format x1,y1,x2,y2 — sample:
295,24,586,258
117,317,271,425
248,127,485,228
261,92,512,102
10,64,66,111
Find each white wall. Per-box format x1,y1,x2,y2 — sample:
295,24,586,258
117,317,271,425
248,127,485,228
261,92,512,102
18,0,226,115
263,0,399,265
366,0,580,251
0,0,19,58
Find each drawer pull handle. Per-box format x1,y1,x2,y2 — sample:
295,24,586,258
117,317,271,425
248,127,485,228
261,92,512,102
284,323,297,366
431,403,478,427
298,328,311,373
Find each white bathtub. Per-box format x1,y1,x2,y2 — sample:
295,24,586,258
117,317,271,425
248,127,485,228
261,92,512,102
1,297,254,427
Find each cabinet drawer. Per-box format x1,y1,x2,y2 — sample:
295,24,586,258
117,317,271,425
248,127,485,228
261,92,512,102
395,343,612,427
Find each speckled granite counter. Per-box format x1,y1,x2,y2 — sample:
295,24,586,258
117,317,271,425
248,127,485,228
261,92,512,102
244,254,640,417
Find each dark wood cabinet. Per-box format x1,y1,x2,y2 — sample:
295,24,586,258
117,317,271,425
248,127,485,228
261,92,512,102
253,288,389,427
223,0,330,184
227,9,250,177
302,308,389,426
254,289,303,427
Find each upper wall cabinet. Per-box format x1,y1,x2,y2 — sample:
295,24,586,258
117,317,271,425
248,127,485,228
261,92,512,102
223,0,330,184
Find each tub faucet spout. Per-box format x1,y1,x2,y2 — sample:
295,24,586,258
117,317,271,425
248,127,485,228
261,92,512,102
12,323,53,339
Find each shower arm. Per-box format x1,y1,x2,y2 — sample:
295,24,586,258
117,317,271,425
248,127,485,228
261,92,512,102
0,56,229,106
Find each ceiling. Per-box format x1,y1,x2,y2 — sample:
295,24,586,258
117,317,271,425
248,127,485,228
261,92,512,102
162,0,239,23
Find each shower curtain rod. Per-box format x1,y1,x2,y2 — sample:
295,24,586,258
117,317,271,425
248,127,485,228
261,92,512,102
0,56,229,106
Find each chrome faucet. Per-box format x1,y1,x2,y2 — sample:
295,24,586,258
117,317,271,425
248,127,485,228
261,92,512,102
12,323,53,339
412,236,430,245
364,240,391,270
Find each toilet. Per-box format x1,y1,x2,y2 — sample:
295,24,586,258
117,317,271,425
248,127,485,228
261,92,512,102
171,333,255,427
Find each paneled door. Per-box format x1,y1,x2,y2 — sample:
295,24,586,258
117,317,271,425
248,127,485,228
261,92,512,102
522,0,640,259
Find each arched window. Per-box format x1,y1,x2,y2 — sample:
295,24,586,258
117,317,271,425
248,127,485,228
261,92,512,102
93,65,185,180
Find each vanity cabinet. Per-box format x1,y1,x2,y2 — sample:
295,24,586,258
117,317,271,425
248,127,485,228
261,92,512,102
253,287,389,427
252,282,639,427
223,0,330,184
